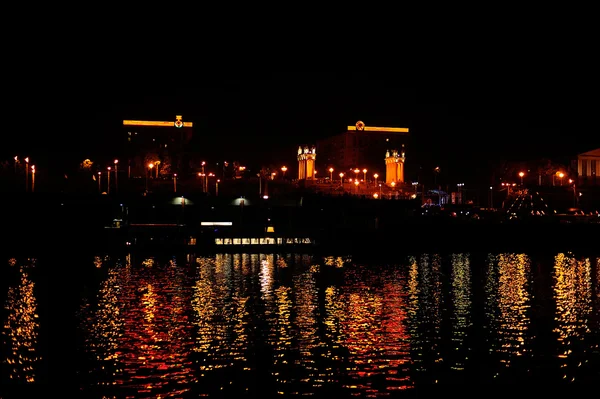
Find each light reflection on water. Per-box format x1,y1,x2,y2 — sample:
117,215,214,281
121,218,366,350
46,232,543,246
484,253,532,382
2,259,40,384
1,252,600,395
553,253,593,382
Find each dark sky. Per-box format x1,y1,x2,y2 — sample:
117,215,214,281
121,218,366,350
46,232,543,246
5,80,598,183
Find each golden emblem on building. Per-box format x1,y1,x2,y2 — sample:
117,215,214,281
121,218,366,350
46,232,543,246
174,115,184,128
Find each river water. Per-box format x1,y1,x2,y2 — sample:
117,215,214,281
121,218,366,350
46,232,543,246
1,251,599,397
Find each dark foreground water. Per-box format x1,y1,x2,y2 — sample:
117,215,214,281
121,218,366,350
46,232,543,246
1,251,599,398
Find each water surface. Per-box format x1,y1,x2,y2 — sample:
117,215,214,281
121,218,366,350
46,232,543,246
1,251,599,397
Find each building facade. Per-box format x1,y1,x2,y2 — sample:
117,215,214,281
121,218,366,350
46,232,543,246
123,115,193,178
577,148,600,185
316,121,409,177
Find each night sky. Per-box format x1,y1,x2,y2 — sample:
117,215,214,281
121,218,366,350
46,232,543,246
5,80,598,185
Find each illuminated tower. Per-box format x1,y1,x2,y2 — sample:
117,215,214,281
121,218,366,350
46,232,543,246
385,146,405,185
297,145,316,180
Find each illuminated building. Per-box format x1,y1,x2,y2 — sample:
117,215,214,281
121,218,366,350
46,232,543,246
316,121,409,174
297,145,316,180
123,115,193,177
577,148,599,185
385,147,406,185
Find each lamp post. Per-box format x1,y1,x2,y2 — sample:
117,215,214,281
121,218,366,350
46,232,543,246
25,157,29,192
558,172,564,186
354,168,359,181
31,165,35,192
147,163,153,192
107,166,111,194
14,156,17,174
457,183,465,204
519,171,525,185
281,166,287,178
173,173,177,193
216,179,220,196
374,173,379,186
354,179,359,194
489,186,493,209
339,172,344,187
114,159,119,192
98,172,102,193
201,161,206,193
329,167,334,182
362,168,367,182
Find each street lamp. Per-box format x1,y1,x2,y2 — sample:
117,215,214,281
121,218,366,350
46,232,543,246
339,172,344,186
25,157,29,192
558,172,565,186
31,165,35,192
173,173,177,193
354,168,359,182
519,171,525,185
147,163,154,192
98,171,102,193
457,183,465,205
107,166,112,194
216,179,220,196
329,167,334,181
281,166,287,177
354,179,359,193
114,159,119,192
362,168,367,182
374,173,379,186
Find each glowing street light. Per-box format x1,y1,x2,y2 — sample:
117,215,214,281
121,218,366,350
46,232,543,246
558,171,565,186
373,173,379,185
329,167,334,181
114,159,119,192
519,171,525,185
147,163,154,192
362,168,367,182
31,165,35,192
25,157,29,192
107,166,111,194
173,173,177,193
281,166,287,177
339,172,344,186
98,171,102,193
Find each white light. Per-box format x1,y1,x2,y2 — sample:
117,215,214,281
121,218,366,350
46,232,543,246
201,222,233,226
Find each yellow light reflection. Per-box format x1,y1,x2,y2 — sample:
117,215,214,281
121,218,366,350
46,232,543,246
484,253,532,378
450,253,472,371
407,254,443,378
191,254,252,395
553,253,592,382
3,268,40,383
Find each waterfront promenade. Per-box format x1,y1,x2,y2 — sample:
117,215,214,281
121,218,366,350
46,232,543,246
3,192,598,255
